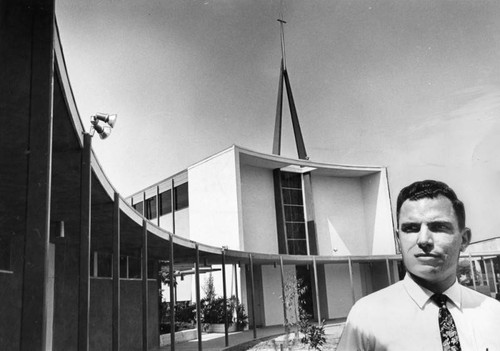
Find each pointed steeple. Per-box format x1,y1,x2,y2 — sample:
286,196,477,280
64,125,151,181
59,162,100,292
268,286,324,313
272,14,308,160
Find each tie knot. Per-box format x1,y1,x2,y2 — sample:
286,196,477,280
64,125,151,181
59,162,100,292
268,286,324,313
431,293,448,307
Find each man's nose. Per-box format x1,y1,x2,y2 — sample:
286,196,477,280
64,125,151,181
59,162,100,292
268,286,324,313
417,225,433,251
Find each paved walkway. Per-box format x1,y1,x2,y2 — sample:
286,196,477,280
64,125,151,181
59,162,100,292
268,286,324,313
155,320,345,351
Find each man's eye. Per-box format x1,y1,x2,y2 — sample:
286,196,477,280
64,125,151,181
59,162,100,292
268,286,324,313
401,224,420,233
428,223,452,232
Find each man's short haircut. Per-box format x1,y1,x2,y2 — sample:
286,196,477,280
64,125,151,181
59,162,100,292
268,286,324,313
396,180,466,230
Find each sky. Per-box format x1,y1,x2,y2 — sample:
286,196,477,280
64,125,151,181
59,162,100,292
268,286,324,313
56,0,500,242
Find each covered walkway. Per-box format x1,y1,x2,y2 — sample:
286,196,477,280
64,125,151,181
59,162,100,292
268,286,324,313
155,321,345,351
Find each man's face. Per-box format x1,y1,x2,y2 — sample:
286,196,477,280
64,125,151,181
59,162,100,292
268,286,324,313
397,195,471,292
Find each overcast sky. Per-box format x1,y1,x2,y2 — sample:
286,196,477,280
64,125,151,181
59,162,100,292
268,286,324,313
56,0,500,242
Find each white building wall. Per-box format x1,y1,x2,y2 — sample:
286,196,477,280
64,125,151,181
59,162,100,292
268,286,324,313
466,237,500,253
361,171,396,255
159,209,190,239
240,164,279,253
188,148,241,248
324,263,362,319
162,276,193,302
312,176,368,256
174,209,190,239
159,214,173,233
261,265,286,326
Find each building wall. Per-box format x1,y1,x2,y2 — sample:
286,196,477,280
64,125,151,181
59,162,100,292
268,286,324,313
188,148,241,248
89,279,159,351
159,213,174,234
0,236,23,350
261,265,288,326
361,171,396,255
240,164,279,253
370,261,391,293
466,237,500,253
159,209,189,239
53,244,80,351
324,263,362,319
358,262,373,297
312,176,368,256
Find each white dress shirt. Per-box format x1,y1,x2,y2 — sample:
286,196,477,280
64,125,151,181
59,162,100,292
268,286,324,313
337,274,500,351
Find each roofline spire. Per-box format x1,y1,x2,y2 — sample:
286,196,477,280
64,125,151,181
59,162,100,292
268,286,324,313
272,9,309,160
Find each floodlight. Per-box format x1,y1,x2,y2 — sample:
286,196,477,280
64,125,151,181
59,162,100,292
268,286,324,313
89,112,117,139
93,112,117,128
90,118,112,139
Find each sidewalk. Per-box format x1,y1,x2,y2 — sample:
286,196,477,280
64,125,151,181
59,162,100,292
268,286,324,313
155,320,345,351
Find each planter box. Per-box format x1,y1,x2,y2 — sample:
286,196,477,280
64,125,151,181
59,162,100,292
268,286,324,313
160,328,198,346
208,323,237,333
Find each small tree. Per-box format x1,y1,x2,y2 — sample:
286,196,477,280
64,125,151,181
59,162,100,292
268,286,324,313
280,273,308,347
202,273,216,302
281,272,326,350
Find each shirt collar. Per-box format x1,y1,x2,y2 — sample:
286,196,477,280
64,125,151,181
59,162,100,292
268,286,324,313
442,279,462,309
402,274,462,310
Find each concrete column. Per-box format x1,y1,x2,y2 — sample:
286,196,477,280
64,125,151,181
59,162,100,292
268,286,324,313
385,258,392,285
195,245,202,351
112,193,120,351
169,234,176,350
78,134,92,351
222,250,229,347
249,254,257,339
348,257,355,305
279,256,288,333
312,257,321,324
142,220,148,351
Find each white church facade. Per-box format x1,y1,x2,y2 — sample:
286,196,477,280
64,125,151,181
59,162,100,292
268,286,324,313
127,145,398,325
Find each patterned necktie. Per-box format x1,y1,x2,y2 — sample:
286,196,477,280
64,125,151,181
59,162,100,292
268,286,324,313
431,294,461,351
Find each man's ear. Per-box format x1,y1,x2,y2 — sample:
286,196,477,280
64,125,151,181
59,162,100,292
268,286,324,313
460,227,471,252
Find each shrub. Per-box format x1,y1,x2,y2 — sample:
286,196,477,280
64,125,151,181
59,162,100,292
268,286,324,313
300,322,326,350
175,301,196,324
200,296,233,324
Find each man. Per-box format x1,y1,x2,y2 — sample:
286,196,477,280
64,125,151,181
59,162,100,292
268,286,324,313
337,180,500,351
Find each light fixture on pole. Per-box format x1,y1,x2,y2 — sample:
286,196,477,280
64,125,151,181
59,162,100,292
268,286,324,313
90,113,117,139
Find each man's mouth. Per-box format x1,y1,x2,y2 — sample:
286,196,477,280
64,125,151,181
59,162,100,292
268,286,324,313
414,253,441,259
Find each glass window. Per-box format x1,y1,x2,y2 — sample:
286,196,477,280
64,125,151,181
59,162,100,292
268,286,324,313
282,188,303,205
281,172,302,188
159,190,172,215
284,205,305,222
285,222,306,239
175,183,189,210
148,259,156,279
120,255,128,278
128,256,141,279
287,239,307,255
90,252,96,276
97,252,112,278
0,236,11,271
133,201,144,215
279,172,307,255
145,196,157,220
